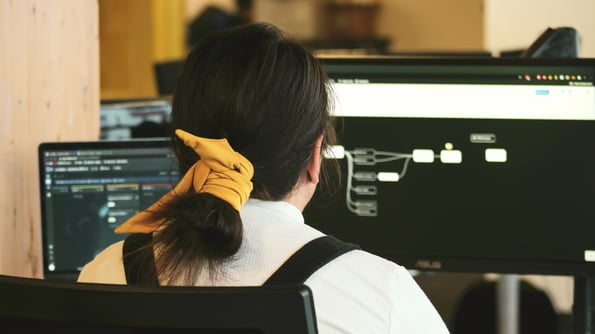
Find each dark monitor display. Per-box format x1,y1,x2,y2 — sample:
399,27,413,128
0,275,318,334
38,139,179,280
307,56,595,276
100,99,172,140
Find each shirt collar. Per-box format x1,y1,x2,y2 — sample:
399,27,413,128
241,198,304,224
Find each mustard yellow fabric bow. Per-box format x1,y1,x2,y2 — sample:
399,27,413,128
114,129,254,234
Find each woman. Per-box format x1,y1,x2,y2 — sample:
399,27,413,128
79,22,449,333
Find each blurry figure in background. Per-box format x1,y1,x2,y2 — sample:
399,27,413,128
236,0,254,23
451,279,558,334
187,0,254,49
154,1,254,96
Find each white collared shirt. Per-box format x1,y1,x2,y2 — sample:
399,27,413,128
78,198,450,333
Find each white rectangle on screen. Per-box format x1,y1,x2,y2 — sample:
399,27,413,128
412,149,435,163
330,83,595,120
485,148,508,162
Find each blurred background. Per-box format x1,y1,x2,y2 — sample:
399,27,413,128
98,0,595,99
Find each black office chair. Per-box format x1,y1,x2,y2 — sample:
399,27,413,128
154,59,184,96
0,274,318,333
521,27,580,58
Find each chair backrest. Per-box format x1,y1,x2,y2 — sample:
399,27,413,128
0,274,318,334
154,59,184,96
520,26,580,58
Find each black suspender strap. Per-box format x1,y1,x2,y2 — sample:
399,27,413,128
264,235,360,286
122,233,159,285
122,233,360,286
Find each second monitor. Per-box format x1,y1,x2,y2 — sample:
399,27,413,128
100,98,172,140
308,56,595,276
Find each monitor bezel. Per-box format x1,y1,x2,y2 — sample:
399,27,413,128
38,138,176,281
314,55,595,276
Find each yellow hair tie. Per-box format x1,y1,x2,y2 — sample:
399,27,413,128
114,129,254,234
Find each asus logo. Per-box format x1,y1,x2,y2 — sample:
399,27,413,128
415,260,442,270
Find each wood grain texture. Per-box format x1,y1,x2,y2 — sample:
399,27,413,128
99,0,186,99
0,0,99,278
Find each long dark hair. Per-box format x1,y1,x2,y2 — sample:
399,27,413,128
135,23,338,285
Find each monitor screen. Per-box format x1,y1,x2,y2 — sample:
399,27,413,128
38,139,179,280
100,99,172,140
306,56,595,275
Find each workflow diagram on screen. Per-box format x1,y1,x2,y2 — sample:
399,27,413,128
324,133,508,217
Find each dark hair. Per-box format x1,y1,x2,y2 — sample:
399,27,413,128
137,23,338,285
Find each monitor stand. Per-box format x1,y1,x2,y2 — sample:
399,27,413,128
496,274,520,334
573,276,594,334
496,274,594,334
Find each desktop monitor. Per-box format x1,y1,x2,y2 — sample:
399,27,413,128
100,98,172,140
38,139,179,280
307,56,595,276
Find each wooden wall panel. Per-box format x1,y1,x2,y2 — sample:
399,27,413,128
99,0,186,99
0,0,99,278
153,0,186,62
377,0,485,52
99,0,153,98
256,0,485,53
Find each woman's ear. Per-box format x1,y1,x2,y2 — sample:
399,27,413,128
307,135,324,185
